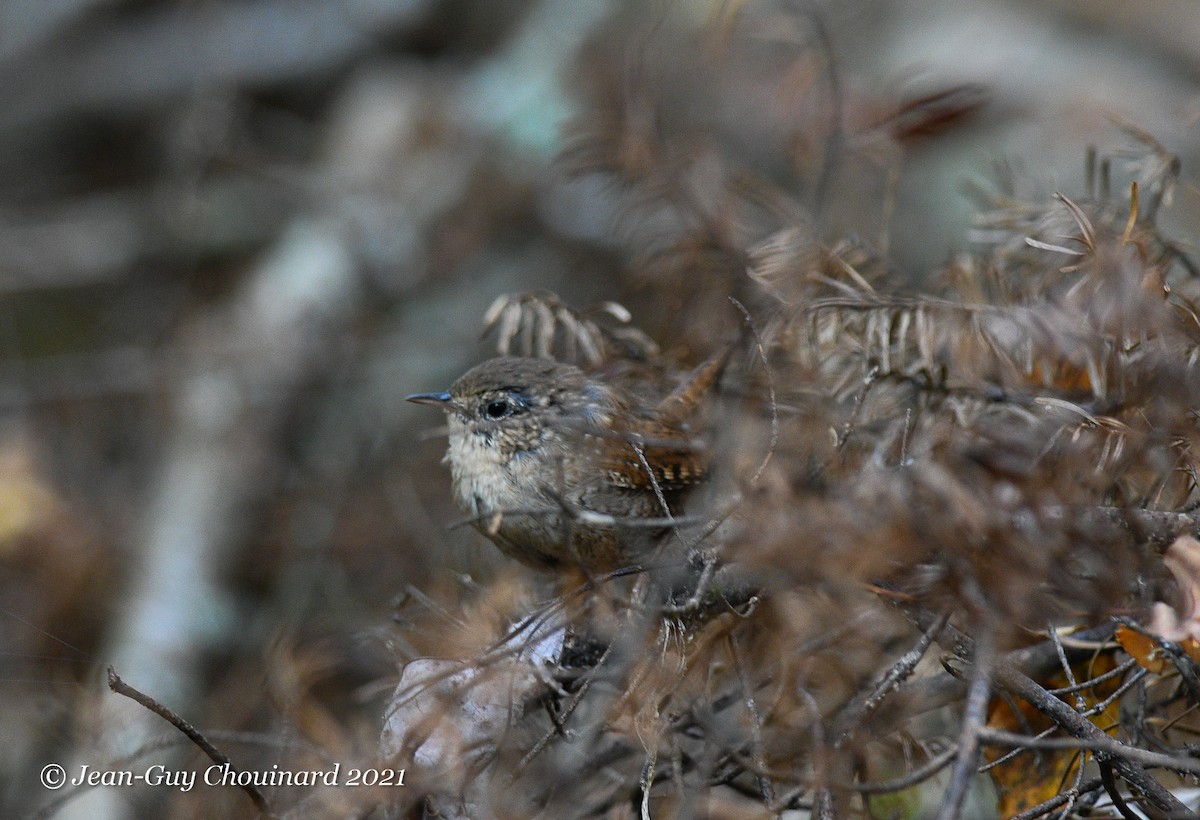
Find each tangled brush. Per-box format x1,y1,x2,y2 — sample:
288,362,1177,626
381,8,1200,820
384,153,1200,819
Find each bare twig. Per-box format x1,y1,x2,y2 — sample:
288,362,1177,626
832,611,949,747
1007,776,1105,820
107,666,271,816
729,296,778,486
848,745,959,795
977,727,1200,776
993,669,1189,815
936,629,994,820
897,602,1191,815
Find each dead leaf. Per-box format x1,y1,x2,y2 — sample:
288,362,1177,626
1149,536,1200,645
1115,625,1167,673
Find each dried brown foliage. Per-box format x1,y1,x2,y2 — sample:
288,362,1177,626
383,13,1200,820
6,2,1200,819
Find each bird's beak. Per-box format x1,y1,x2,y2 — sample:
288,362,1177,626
406,391,453,407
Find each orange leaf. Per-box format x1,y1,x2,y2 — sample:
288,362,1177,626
1116,625,1167,673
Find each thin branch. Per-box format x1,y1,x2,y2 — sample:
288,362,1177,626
977,727,1200,775
107,666,271,816
897,603,1190,815
1007,776,1105,820
832,611,949,747
848,745,958,795
991,671,1191,814
1100,758,1142,820
936,629,994,820
729,296,778,486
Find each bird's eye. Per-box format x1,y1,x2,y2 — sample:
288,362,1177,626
484,399,512,420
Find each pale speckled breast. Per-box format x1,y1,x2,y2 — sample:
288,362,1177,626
445,418,667,571
446,416,529,516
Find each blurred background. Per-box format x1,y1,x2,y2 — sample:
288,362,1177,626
1,0,1198,816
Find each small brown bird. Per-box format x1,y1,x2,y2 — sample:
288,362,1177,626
408,353,726,574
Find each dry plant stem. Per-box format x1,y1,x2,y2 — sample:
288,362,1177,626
841,613,1124,797
450,507,706,533
814,789,836,819
1088,507,1200,546
950,635,1188,816
106,666,271,816
1003,622,1119,671
1049,622,1086,711
979,665,1148,775
519,637,617,771
1099,759,1142,820
935,629,994,820
831,610,949,747
639,753,655,820
898,621,1122,723
1007,776,1106,820
977,728,1200,777
729,295,779,486
1047,657,1139,695
728,632,774,804
848,746,959,795
1060,753,1090,820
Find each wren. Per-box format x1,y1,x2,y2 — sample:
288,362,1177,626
408,353,726,574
